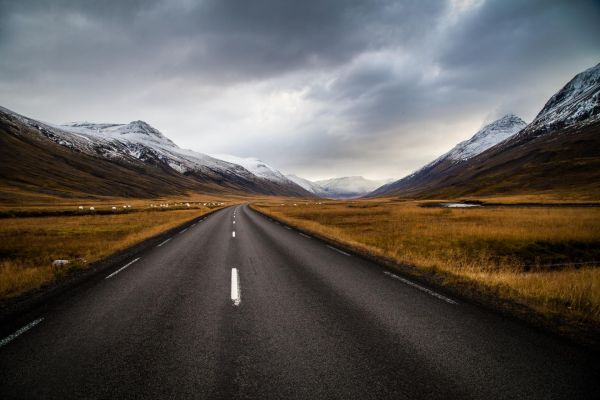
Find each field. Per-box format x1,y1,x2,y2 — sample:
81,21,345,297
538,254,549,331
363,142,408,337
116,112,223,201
0,205,223,300
253,199,600,327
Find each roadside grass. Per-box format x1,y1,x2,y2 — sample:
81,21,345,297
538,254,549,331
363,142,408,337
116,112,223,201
0,208,214,300
253,200,600,326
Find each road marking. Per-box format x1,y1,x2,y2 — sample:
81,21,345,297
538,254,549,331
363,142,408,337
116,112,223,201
299,233,311,239
157,238,171,247
327,245,351,256
233,220,236,224
383,271,458,305
179,228,188,234
232,231,236,238
191,223,197,227
105,258,141,279
231,268,241,306
0,318,44,348
285,226,292,230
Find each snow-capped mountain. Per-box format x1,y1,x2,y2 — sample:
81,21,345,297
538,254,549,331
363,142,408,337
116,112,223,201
285,174,392,199
370,114,526,196
286,174,326,195
0,106,312,197
519,62,600,137
370,63,600,199
58,121,258,178
442,114,527,162
316,176,392,199
212,154,291,185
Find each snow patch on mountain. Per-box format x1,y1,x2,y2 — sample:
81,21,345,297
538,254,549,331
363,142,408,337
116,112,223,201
403,114,526,181
212,154,291,184
316,176,392,198
286,174,325,194
0,108,263,182
523,63,600,135
57,121,255,178
285,175,393,199
445,114,527,161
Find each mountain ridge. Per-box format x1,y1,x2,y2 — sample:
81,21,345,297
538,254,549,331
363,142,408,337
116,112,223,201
369,63,600,199
0,106,312,199
370,114,527,196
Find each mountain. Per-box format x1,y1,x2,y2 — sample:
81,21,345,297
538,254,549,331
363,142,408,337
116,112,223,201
370,114,526,196
316,176,392,199
371,63,600,199
286,174,326,195
210,154,309,196
0,106,312,200
517,63,600,137
285,174,391,199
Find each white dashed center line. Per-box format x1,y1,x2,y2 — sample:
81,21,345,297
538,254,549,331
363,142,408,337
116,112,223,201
383,271,457,304
231,268,241,306
0,318,44,348
232,231,236,238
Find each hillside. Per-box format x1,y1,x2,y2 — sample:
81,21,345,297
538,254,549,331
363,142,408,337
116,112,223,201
370,114,526,196
372,63,600,199
0,107,312,201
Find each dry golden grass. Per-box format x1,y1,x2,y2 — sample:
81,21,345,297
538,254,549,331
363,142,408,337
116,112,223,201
0,208,216,300
254,200,600,325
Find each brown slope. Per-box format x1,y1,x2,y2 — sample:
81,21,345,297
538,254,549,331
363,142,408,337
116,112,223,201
0,111,312,201
0,114,216,200
381,121,600,199
0,108,313,200
0,107,313,202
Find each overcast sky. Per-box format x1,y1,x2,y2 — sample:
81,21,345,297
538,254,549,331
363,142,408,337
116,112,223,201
1,0,598,180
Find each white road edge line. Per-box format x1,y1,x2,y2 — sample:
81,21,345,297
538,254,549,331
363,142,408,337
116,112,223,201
299,232,311,239
232,231,236,238
231,268,241,306
0,318,44,348
327,245,351,256
105,258,141,279
383,271,458,305
157,238,171,247
179,228,188,234
285,226,292,230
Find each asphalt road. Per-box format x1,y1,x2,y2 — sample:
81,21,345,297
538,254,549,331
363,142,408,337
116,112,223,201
0,204,598,399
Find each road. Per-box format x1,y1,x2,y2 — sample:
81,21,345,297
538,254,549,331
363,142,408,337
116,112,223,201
0,204,598,399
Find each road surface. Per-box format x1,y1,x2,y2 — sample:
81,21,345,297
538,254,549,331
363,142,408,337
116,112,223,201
0,204,598,399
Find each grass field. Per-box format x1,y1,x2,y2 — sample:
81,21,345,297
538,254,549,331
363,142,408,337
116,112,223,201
0,207,219,300
253,199,600,327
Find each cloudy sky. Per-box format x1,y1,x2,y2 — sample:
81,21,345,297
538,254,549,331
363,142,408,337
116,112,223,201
1,0,598,180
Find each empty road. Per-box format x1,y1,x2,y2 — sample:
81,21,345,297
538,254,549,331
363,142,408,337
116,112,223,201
0,205,598,399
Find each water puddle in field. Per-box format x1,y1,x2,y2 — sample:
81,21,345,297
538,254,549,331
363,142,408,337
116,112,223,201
441,202,482,208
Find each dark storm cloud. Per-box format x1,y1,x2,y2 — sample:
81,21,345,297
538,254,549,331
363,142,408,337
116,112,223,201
0,0,599,179
297,0,600,153
0,0,446,83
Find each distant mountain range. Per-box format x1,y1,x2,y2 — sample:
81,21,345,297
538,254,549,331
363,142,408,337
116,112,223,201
2,62,598,202
0,108,312,200
287,175,391,199
370,63,600,199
